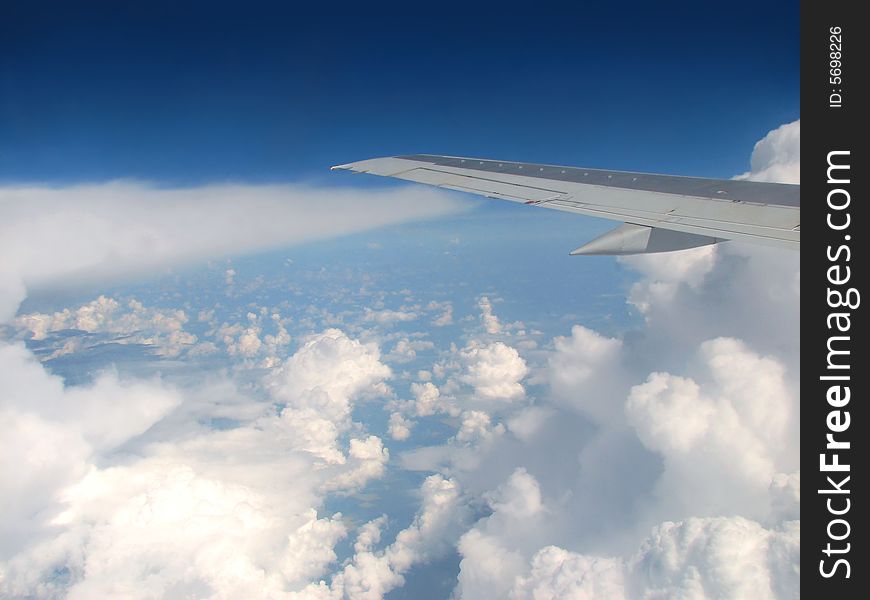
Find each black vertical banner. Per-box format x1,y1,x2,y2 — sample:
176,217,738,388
804,0,865,596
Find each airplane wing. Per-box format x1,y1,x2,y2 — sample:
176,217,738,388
331,154,800,255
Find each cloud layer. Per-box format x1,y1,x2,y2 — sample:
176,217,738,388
0,182,464,320
1,328,396,598
0,181,462,597
0,120,800,598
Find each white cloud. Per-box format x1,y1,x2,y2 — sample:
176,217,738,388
622,244,717,295
485,468,544,521
460,341,528,401
455,469,547,599
0,182,460,597
263,313,292,358
363,309,418,326
511,545,625,600
320,436,390,493
353,516,387,555
626,338,796,521
453,464,799,600
5,462,347,600
428,301,454,327
272,330,390,416
735,120,800,184
217,314,264,359
388,412,414,441
456,530,526,600
547,325,625,424
385,337,435,363
0,182,464,321
0,328,399,598
510,517,799,600
0,177,461,598
477,296,502,334
271,329,392,463
0,340,180,563
505,406,554,442
411,381,445,417
0,341,181,503
14,295,198,357
455,410,504,445
295,475,468,600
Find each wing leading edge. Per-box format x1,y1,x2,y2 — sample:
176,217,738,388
331,154,800,255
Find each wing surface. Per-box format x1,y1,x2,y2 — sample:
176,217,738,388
332,154,800,253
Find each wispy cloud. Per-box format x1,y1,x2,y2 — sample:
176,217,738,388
0,182,465,320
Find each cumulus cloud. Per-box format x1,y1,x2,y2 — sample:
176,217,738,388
13,295,204,358
320,436,390,493
477,296,502,334
388,412,414,441
385,337,435,363
324,475,469,600
441,121,801,599
460,341,528,401
217,313,264,358
263,313,293,360
454,464,800,600
735,120,800,184
456,469,547,599
0,326,398,597
455,410,505,445
428,301,454,326
410,381,446,417
270,328,392,463
547,325,625,424
621,244,717,300
0,340,181,557
626,337,797,521
511,517,799,600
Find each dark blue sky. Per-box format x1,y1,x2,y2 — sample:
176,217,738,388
1,1,799,185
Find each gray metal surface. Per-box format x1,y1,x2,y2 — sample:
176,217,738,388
397,154,800,208
570,223,721,255
332,154,801,251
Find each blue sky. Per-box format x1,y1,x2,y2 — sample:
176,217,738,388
2,1,798,184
